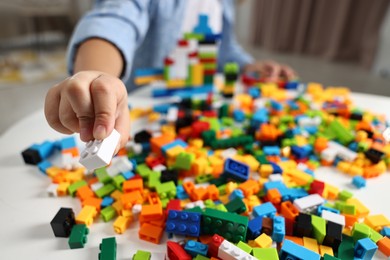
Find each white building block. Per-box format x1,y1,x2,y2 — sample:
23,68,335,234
218,240,257,260
321,210,345,227
268,174,283,182
293,194,325,213
328,141,357,162
298,116,322,127
184,200,205,209
221,148,237,159
79,129,121,171
90,182,104,192
152,164,167,172
321,148,338,162
131,204,142,221
383,127,390,142
47,183,59,197
167,107,179,123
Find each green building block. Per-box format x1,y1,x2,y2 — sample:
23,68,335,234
68,224,88,249
173,152,195,170
112,174,125,190
132,250,151,260
338,190,353,201
236,241,252,254
201,208,248,243
312,215,326,244
193,255,210,260
221,117,234,126
95,168,112,184
214,204,228,212
147,171,161,190
201,130,216,146
352,223,371,242
252,248,278,260
323,253,341,260
336,234,354,260
342,204,356,215
95,183,116,198
156,181,176,200
101,206,116,222
224,198,247,214
136,164,153,179
98,237,116,260
328,120,354,145
185,206,203,214
196,174,214,184
184,32,204,40
199,52,217,59
163,66,170,81
161,197,170,209
68,180,87,197
369,228,383,243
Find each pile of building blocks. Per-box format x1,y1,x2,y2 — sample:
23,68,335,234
22,76,390,259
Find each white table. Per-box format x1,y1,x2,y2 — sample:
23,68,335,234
0,86,389,259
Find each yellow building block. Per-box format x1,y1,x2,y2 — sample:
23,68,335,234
225,182,238,195
188,138,204,149
192,157,209,175
284,169,313,186
57,182,70,196
279,160,297,170
135,75,164,85
346,198,369,218
243,155,260,172
323,183,339,200
254,233,272,248
259,164,273,178
192,63,204,86
112,200,123,215
303,237,319,254
161,125,176,137
319,245,334,256
295,136,308,146
166,146,185,159
364,215,390,232
76,205,97,227
337,161,351,174
110,190,123,201
166,79,186,88
46,166,64,178
113,215,132,234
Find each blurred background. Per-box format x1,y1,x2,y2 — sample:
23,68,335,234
0,0,390,134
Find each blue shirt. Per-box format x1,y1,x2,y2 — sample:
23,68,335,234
67,0,254,91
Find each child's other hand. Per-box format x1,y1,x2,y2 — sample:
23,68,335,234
244,60,297,82
44,71,130,148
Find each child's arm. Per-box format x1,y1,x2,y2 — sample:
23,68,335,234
45,1,151,149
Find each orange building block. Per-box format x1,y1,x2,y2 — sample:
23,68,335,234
280,201,299,220
82,197,103,212
149,134,175,154
377,237,390,257
110,190,123,201
238,179,260,198
123,178,144,193
206,185,219,201
343,214,359,227
62,147,79,157
76,185,95,201
139,223,164,244
267,188,281,204
121,190,143,209
284,235,303,246
141,204,163,222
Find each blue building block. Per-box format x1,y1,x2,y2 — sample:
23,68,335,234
37,160,52,174
60,136,77,150
253,202,277,218
272,216,285,243
247,216,263,240
122,171,135,180
161,140,188,155
380,227,390,237
352,176,366,189
228,189,244,201
184,240,208,257
22,140,56,165
270,162,283,174
317,205,340,215
153,103,171,114
233,109,245,122
263,146,281,156
101,196,114,208
270,100,283,111
134,68,163,77
354,237,378,260
285,81,300,90
223,158,250,182
283,188,308,201
193,14,213,34
176,185,189,200
279,239,321,260
252,108,269,127
248,87,260,98
291,145,311,159
166,210,201,237
152,84,213,98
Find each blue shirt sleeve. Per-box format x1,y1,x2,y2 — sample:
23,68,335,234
218,0,254,71
66,0,151,82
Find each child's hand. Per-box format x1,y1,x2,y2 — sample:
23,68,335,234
244,60,297,82
44,71,130,148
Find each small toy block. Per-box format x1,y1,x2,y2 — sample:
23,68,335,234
319,245,333,257
253,202,277,218
132,250,151,260
223,158,250,182
262,217,274,236
156,181,177,200
82,197,103,213
68,180,88,197
113,216,132,234
201,208,248,243
101,206,116,222
50,207,76,237
381,227,390,237
346,198,369,218
280,201,299,220
121,190,143,209
79,129,121,171
377,237,390,257
141,204,163,222
321,210,345,227
123,178,143,193
303,237,319,254
95,183,116,198
101,196,114,208
184,240,208,257
267,188,282,204
76,185,94,201
272,216,285,243
284,235,303,246
68,224,89,249
98,237,116,260
22,140,55,165
352,222,371,242
293,193,324,213
207,234,225,258
236,241,252,254
57,182,70,196
166,210,201,237
252,248,278,260
224,197,246,214
311,214,326,244
76,205,97,227
323,221,343,252
323,254,340,260
254,233,272,248
364,214,390,232
217,240,256,260
354,237,378,259
167,241,192,260
294,213,312,238
139,223,164,244
279,239,320,260
95,168,112,184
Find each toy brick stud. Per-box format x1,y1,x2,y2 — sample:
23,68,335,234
79,129,121,171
